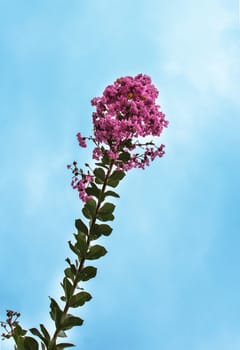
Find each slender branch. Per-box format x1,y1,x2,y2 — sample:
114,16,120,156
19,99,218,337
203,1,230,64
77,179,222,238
50,161,114,346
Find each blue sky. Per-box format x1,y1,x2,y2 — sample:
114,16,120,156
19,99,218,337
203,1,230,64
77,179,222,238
0,0,239,349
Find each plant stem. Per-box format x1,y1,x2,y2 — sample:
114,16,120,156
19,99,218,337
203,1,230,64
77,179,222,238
50,161,114,347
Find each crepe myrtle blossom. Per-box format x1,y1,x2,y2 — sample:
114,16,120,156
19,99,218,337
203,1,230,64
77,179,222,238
69,74,169,200
0,74,169,350
68,161,93,202
71,175,93,202
91,73,168,158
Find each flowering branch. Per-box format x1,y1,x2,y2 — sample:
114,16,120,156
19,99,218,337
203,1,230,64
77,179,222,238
1,74,168,349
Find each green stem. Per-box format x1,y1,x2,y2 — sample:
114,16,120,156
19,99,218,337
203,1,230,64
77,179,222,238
50,161,114,347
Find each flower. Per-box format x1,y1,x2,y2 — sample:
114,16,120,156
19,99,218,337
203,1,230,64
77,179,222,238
76,132,87,148
70,74,169,201
91,74,168,169
71,174,93,202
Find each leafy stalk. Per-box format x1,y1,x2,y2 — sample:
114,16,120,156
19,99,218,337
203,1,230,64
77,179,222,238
2,160,125,350
1,161,125,350
48,160,116,348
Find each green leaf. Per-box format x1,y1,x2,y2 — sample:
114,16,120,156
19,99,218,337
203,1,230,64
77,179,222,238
49,298,63,328
89,228,102,240
102,152,110,165
62,277,74,300
65,257,71,266
90,223,113,240
90,182,104,200
61,315,83,331
13,324,27,337
82,199,97,219
86,245,107,260
65,259,77,277
97,203,115,221
119,151,131,162
74,231,88,258
41,343,46,350
29,328,45,344
82,207,91,219
97,213,114,222
23,336,39,350
56,343,75,349
39,324,50,343
104,190,120,198
107,170,125,187
69,291,92,308
76,266,97,282
64,268,75,282
94,168,105,183
75,219,88,235
29,328,42,337
68,241,79,256
94,224,113,236
99,202,115,213
13,334,24,350
123,139,133,148
86,185,100,199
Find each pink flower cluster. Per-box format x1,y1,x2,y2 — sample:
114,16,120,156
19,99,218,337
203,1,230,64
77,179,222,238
70,74,169,201
69,162,93,202
71,175,93,202
90,74,169,169
121,144,166,170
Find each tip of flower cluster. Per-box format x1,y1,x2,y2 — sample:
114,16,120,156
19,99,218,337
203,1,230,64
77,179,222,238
76,132,87,148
